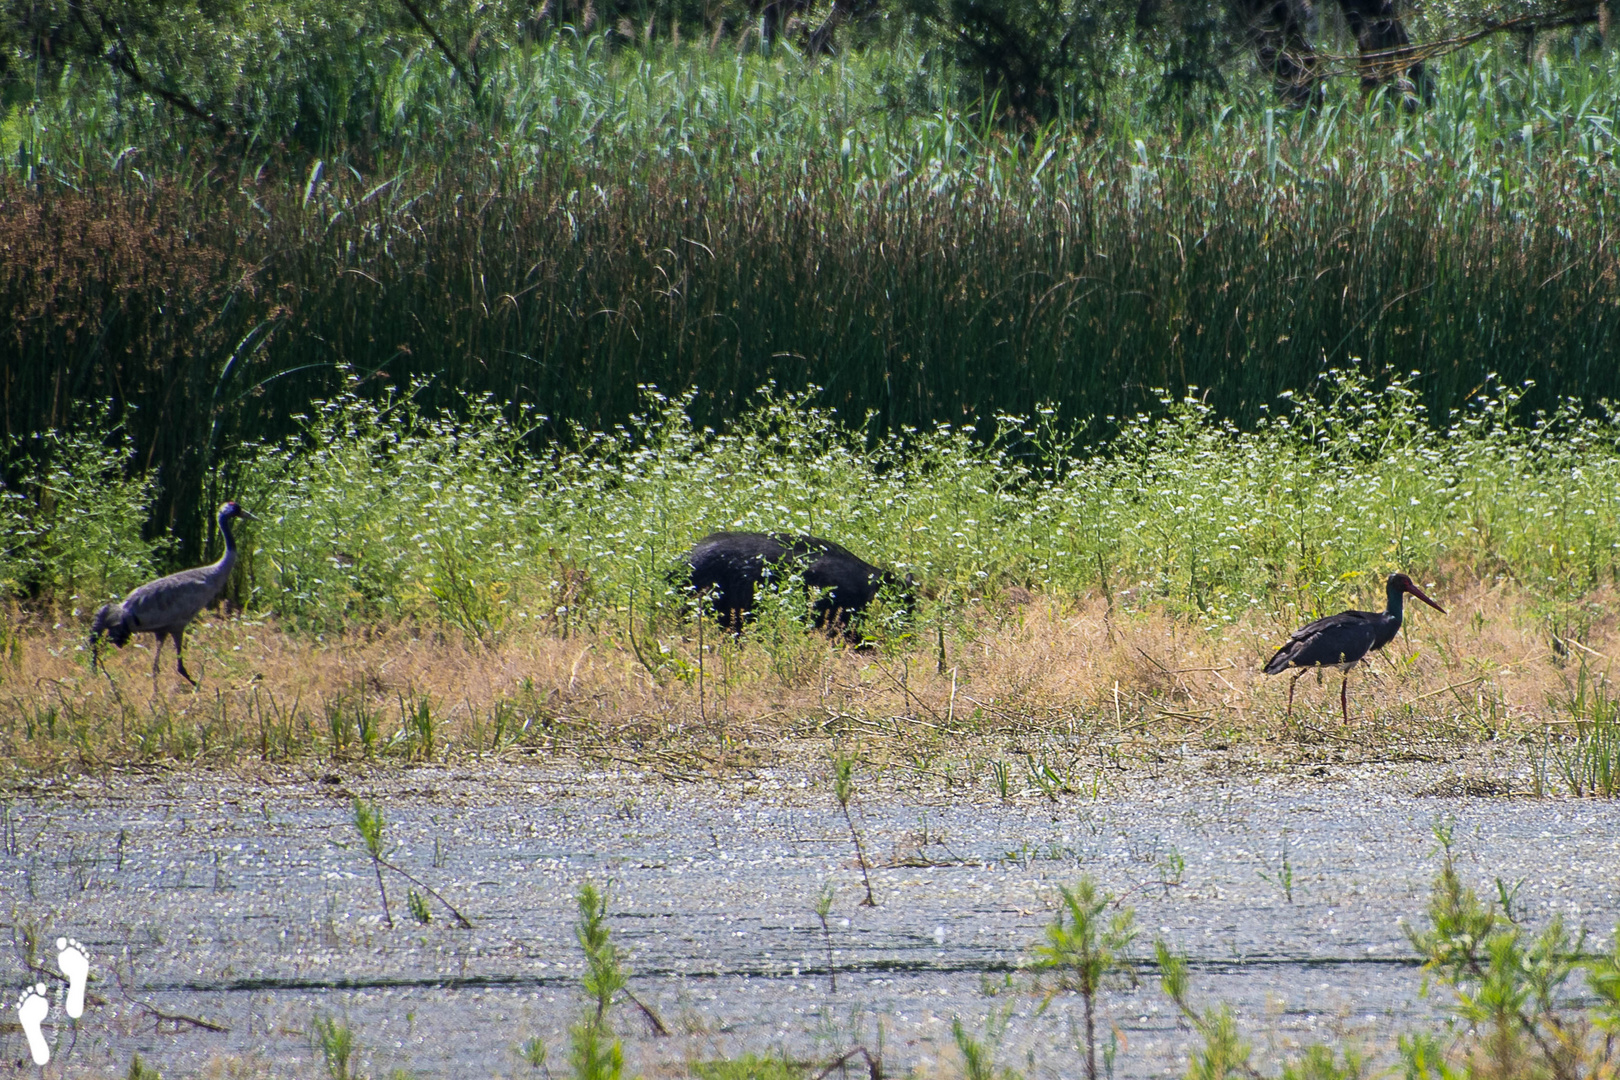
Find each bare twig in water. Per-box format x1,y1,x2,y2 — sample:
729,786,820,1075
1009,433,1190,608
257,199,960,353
622,987,671,1036
113,966,229,1033
814,1045,883,1080
375,854,475,928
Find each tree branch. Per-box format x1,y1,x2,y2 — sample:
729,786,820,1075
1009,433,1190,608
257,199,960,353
395,0,483,100
1310,8,1604,85
67,0,233,136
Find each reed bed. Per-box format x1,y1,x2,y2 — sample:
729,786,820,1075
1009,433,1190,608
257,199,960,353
6,39,1619,778
4,41,1620,556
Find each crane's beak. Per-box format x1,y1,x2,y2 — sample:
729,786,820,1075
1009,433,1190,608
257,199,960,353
1405,580,1446,614
237,507,259,522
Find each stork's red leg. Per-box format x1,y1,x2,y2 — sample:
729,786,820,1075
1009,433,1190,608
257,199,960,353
1286,669,1305,718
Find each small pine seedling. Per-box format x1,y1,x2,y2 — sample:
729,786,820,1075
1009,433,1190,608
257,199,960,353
353,797,392,928
1033,878,1136,1080
572,881,627,1080
832,753,876,906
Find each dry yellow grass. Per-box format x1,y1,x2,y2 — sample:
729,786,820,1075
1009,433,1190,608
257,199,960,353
1,579,1614,780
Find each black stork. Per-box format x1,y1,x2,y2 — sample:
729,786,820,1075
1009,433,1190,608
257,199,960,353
1264,572,1446,722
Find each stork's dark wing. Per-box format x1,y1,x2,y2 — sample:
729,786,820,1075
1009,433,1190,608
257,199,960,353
1287,610,1377,642
1264,609,1382,673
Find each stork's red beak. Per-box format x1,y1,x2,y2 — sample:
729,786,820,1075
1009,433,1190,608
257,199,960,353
1405,580,1446,614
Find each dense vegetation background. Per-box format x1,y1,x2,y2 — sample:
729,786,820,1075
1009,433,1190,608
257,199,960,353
2,0,1618,612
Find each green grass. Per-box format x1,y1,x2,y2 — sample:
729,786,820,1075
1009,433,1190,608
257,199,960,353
3,37,1620,561
1548,662,1620,797
5,369,1619,632
195,368,1620,626
311,1013,361,1080
691,1054,809,1080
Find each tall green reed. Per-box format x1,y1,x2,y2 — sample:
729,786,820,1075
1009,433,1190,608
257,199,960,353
5,42,1620,562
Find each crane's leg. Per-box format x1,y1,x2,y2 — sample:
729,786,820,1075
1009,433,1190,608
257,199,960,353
91,637,113,683
151,632,166,680
174,629,199,689
1340,670,1351,724
1286,669,1306,718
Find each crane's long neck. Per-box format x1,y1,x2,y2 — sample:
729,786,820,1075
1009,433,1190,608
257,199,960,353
210,511,239,583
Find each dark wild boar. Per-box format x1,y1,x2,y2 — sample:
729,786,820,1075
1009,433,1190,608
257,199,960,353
680,531,913,638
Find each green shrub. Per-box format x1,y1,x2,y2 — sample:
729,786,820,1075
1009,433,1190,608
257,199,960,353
691,1055,808,1080
239,378,545,637
572,881,629,1080
0,408,164,607
9,370,1620,632
1403,822,1620,1077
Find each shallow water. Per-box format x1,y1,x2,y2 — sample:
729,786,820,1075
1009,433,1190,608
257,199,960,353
3,756,1618,1078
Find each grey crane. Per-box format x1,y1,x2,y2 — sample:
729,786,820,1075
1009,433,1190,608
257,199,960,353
89,501,256,687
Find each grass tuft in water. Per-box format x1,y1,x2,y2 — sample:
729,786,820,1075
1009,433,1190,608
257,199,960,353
353,797,393,929
125,1053,163,1080
518,1035,548,1071
311,1013,360,1080
951,1015,1022,1080
691,1054,811,1080
1549,663,1620,798
832,752,877,907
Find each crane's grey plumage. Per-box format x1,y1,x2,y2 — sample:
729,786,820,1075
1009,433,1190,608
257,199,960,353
90,501,255,687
